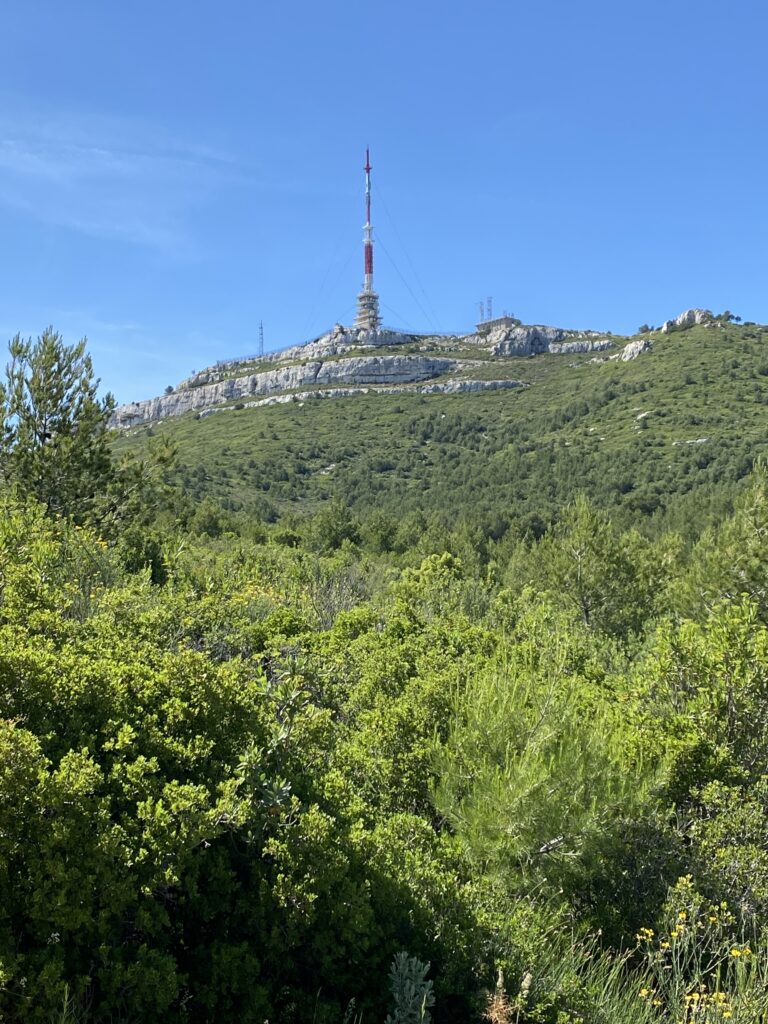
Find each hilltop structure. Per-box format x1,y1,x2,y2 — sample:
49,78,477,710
354,148,381,331
476,314,518,335
107,153,673,431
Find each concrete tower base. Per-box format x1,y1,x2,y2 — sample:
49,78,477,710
355,289,381,331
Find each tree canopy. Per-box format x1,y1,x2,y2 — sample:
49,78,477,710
1,327,114,520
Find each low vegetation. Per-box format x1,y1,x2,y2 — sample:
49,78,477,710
116,321,768,543
3,326,768,1022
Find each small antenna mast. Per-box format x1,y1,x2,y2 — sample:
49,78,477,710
259,320,264,358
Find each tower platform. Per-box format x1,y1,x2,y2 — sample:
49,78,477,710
355,288,381,331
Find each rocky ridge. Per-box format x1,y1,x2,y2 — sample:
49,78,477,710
115,354,462,428
112,317,659,429
613,337,653,361
196,378,526,419
660,308,720,333
487,324,614,357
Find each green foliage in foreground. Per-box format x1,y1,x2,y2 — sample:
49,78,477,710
4,466,768,1021
0,328,114,521
8,327,768,1021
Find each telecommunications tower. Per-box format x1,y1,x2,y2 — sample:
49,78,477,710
354,147,381,331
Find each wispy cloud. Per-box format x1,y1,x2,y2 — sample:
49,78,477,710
46,310,175,365
0,108,247,255
53,312,142,334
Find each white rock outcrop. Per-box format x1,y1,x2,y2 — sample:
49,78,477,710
661,309,713,333
113,355,458,428
418,378,523,395
489,325,614,356
258,325,414,364
611,338,652,361
178,325,417,389
195,377,526,417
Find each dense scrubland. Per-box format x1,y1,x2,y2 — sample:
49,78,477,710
4,326,768,1022
116,319,768,543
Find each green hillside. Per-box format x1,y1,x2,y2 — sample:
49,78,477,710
9,325,768,1023
115,320,768,539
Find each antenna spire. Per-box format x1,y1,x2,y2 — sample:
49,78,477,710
355,146,381,331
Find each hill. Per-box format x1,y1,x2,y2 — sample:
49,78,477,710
10,315,768,1024
111,319,619,427
113,312,768,540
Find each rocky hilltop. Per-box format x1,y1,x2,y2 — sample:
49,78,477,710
112,317,658,429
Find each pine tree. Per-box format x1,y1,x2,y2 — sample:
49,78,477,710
1,327,115,520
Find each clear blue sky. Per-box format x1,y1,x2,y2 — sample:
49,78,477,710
0,0,765,403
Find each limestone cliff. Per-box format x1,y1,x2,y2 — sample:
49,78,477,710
489,325,614,357
179,324,413,389
661,309,714,333
114,354,458,428
111,318,649,430
196,377,526,418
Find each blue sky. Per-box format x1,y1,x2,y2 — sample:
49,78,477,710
0,0,765,403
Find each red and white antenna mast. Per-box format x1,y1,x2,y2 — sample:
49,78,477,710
364,148,373,289
355,146,381,332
